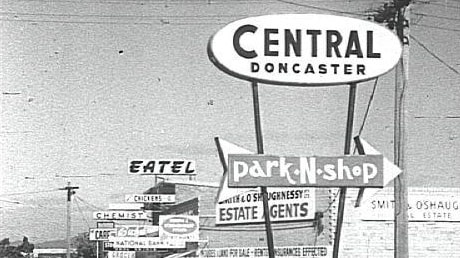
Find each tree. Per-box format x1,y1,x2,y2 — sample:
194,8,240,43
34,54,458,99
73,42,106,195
0,236,35,258
72,233,96,258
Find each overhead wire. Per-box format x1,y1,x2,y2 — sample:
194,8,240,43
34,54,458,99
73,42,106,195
0,0,382,5
74,196,105,211
0,189,61,197
74,196,92,228
0,198,21,204
413,12,460,22
425,1,460,9
412,23,460,32
275,0,368,16
410,35,460,75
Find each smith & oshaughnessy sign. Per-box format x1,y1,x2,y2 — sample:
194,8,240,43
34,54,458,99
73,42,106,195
208,14,402,86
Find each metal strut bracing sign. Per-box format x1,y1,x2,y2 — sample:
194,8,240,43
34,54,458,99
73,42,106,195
208,14,402,86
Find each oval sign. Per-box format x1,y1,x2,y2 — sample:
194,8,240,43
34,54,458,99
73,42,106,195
162,216,198,235
208,14,402,86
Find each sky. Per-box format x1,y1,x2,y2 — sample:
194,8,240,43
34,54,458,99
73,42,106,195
1,0,459,243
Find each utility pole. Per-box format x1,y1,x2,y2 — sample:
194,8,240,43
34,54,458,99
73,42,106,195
251,82,275,258
59,182,79,258
393,1,410,257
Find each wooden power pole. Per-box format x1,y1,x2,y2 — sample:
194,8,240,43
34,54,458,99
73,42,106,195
60,182,79,258
393,1,410,257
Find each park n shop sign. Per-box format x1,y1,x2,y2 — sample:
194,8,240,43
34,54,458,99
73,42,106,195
208,14,401,86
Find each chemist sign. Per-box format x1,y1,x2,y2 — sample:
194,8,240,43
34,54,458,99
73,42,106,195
216,188,315,225
228,154,384,188
208,14,401,86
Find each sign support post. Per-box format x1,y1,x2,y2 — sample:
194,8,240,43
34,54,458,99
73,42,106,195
333,83,357,258
251,81,275,258
59,182,79,258
394,3,410,257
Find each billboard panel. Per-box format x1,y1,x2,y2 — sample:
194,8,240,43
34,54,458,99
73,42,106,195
228,154,383,187
116,225,159,237
216,188,315,225
159,215,200,242
108,236,185,249
89,228,117,241
107,251,135,258
129,160,196,175
360,187,460,221
93,211,150,220
125,194,176,203
199,246,332,258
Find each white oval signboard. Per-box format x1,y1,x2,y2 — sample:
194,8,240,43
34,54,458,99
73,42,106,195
208,14,402,86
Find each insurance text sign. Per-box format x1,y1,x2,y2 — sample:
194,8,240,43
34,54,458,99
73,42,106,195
208,14,401,86
228,154,383,188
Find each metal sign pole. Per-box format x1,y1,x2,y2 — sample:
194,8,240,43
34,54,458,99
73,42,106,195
251,81,275,258
332,83,358,258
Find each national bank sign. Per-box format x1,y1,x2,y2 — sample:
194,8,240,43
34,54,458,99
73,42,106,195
208,14,402,86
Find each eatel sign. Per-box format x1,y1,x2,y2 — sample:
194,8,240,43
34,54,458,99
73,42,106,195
208,14,402,86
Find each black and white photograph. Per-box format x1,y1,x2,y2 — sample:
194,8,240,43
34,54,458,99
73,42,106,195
1,1,459,258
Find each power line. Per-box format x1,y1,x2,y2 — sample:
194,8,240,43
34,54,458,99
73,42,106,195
410,35,460,75
0,0,379,5
412,23,460,32
75,196,104,211
0,11,245,19
0,17,226,25
0,189,61,197
426,1,460,9
74,197,91,228
275,0,367,17
0,198,21,204
413,12,460,22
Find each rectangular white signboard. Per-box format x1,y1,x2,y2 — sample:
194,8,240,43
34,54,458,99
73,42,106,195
159,215,199,242
116,225,159,237
89,228,117,241
129,159,196,175
360,187,460,221
228,154,383,187
125,194,176,203
108,237,185,249
108,203,144,210
93,211,150,220
216,188,315,225
107,251,135,258
198,246,332,258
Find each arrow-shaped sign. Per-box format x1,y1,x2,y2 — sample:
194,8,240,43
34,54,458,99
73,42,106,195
214,137,257,204
354,137,402,206
214,138,316,225
228,154,385,188
225,138,401,189
357,138,402,186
